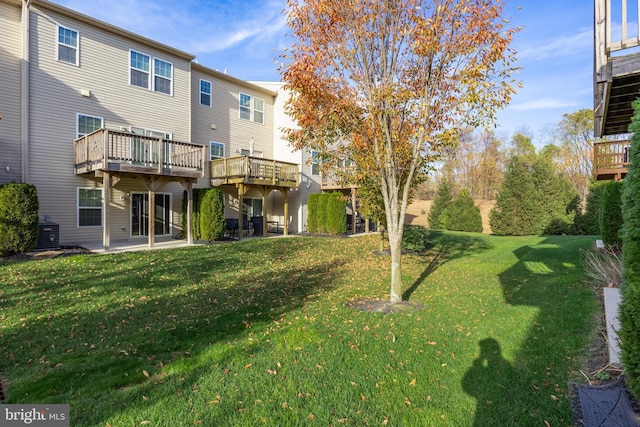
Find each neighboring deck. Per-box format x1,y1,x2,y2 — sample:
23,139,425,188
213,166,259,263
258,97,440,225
594,140,630,180
321,167,358,190
74,128,206,178
595,0,640,137
210,156,298,188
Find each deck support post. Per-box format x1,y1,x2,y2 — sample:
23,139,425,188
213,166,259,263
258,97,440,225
178,178,194,245
238,184,245,240
102,171,111,252
351,187,357,234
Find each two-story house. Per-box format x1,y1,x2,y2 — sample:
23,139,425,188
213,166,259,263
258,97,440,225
0,0,321,250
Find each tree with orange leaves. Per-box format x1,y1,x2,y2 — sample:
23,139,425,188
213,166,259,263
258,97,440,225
280,0,520,304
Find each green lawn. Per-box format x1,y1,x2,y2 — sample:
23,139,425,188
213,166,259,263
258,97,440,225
0,232,599,426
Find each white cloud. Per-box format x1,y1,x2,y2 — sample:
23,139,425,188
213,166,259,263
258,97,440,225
511,98,580,111
517,27,592,61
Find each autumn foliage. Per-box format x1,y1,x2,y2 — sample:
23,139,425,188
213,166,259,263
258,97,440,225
281,0,519,302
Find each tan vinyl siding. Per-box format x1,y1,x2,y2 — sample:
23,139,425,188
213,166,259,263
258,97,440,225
191,65,275,161
191,66,278,223
27,5,192,245
0,1,23,184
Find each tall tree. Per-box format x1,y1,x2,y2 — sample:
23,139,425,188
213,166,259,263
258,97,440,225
554,109,596,205
281,0,519,303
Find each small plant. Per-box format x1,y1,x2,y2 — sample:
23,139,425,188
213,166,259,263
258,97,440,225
594,371,612,381
402,224,429,253
581,247,623,288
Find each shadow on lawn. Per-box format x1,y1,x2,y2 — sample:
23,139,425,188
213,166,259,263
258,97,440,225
0,239,345,426
463,236,597,425
403,231,491,301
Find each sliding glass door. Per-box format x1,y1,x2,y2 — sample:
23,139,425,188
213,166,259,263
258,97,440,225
131,193,171,237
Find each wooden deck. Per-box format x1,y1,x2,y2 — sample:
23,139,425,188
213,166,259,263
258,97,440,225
594,140,630,180
595,0,640,137
74,128,205,178
210,156,298,187
321,167,357,190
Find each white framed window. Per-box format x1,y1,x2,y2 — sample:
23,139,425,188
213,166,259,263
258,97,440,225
210,141,225,160
153,58,173,95
239,92,265,124
57,25,79,65
311,150,320,175
78,188,103,227
130,50,150,89
130,126,172,140
253,97,264,124
129,51,172,95
200,79,212,106
77,114,103,138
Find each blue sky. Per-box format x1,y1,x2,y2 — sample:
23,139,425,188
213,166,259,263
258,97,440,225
52,0,595,144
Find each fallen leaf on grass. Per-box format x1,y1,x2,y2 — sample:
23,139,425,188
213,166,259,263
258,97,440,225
409,378,416,387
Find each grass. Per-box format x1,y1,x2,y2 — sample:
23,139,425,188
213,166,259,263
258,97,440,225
0,232,599,426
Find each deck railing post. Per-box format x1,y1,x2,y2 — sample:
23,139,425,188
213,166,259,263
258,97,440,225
103,129,108,169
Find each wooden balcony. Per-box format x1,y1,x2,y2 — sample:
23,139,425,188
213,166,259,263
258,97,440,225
594,0,640,137
321,167,358,190
210,156,299,188
74,129,205,178
594,140,630,180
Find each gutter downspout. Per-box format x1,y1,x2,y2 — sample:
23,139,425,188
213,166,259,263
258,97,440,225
21,0,31,183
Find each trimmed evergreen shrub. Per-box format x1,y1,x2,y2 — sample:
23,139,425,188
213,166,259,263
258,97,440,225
199,188,225,242
428,180,453,229
490,155,578,236
307,193,319,233
600,180,624,247
183,188,205,239
316,193,329,233
0,183,39,256
490,156,539,235
620,99,640,400
326,192,347,235
574,181,607,235
533,158,578,235
446,188,483,233
402,224,430,253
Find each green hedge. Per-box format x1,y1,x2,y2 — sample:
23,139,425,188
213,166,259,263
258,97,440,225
307,192,347,235
0,183,39,256
307,193,319,233
316,194,329,234
620,98,640,400
600,180,624,247
199,188,225,241
326,192,347,235
182,188,224,240
574,181,606,235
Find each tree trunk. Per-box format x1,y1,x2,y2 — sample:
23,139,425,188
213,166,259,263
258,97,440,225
388,225,403,303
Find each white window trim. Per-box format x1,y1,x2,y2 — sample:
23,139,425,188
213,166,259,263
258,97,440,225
76,113,104,138
56,24,79,66
200,79,212,107
130,126,172,139
129,49,151,90
129,51,173,95
239,92,265,124
77,187,103,228
210,141,225,160
153,58,174,96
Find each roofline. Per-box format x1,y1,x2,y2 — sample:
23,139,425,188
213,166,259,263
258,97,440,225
31,0,196,61
191,62,278,97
